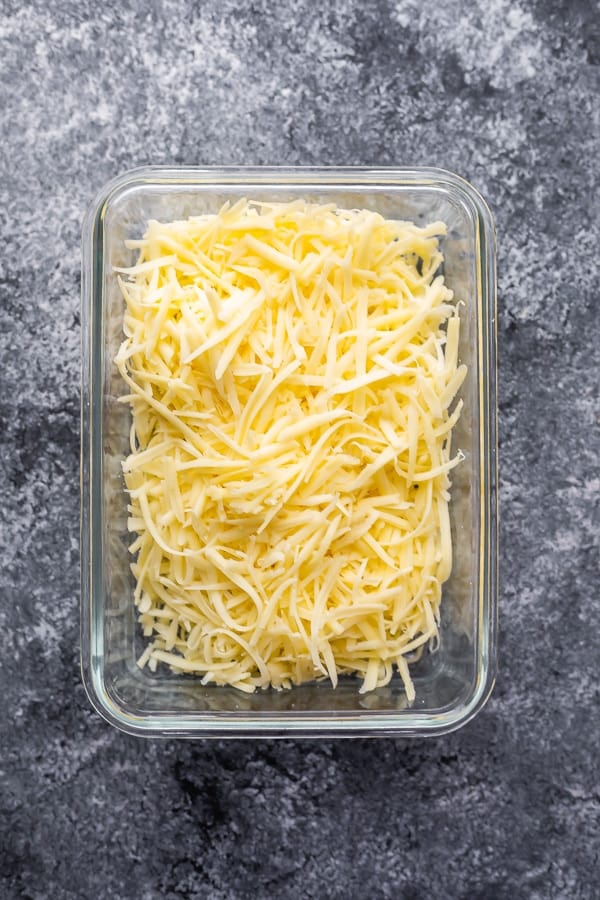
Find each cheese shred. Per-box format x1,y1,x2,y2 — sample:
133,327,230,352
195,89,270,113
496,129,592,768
115,200,466,699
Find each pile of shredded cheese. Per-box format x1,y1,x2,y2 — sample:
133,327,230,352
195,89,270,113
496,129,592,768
115,199,466,699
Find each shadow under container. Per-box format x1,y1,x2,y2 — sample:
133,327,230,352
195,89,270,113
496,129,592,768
81,166,497,737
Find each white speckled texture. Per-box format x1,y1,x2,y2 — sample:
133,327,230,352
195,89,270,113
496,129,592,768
1,1,599,898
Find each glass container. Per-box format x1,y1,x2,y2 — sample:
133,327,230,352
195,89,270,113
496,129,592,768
81,166,497,737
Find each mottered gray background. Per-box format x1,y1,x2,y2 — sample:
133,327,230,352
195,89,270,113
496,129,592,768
1,1,599,898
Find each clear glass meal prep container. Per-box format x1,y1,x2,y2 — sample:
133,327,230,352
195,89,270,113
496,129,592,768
81,166,497,738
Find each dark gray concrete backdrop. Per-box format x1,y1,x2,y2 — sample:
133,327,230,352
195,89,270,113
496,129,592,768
1,1,598,898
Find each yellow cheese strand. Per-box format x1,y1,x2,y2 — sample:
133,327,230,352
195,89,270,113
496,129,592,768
116,200,466,698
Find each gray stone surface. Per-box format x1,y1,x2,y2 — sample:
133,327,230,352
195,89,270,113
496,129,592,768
1,0,599,898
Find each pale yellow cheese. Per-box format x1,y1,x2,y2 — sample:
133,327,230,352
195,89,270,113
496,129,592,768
115,200,466,698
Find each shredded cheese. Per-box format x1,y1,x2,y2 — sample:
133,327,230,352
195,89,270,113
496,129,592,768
115,200,466,699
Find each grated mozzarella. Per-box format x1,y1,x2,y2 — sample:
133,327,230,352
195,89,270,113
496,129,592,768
115,200,466,698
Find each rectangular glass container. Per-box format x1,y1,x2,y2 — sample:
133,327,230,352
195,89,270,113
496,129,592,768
81,166,497,737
